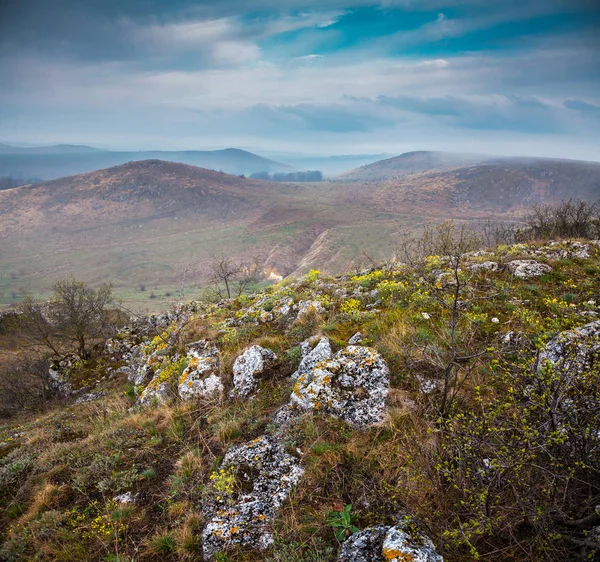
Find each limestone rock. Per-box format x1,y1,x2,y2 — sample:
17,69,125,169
292,337,332,380
290,345,390,427
296,300,325,319
470,261,500,273
507,260,551,279
538,321,600,375
201,435,303,559
339,520,443,562
178,340,222,401
48,355,78,396
138,379,172,406
230,346,277,398
349,331,364,345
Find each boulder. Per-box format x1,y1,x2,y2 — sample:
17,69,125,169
538,321,600,375
292,337,332,380
290,345,390,427
230,346,277,398
201,435,303,559
178,340,222,401
507,260,551,279
339,519,443,562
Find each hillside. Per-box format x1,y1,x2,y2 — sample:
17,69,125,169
1,157,599,309
339,151,490,180
1,237,599,561
0,145,291,182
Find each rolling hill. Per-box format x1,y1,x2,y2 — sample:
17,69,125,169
0,144,291,182
1,154,599,309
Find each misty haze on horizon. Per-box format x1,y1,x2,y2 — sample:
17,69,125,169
1,0,599,161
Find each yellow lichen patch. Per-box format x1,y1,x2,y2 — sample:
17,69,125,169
383,548,414,561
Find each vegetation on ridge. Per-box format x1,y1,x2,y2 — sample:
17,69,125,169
1,212,600,561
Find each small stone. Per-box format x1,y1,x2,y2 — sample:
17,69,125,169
348,332,363,345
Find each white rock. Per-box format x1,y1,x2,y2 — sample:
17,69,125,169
178,340,222,401
507,260,552,279
349,332,363,345
230,345,277,398
339,519,443,562
292,337,332,380
290,345,390,427
201,435,303,560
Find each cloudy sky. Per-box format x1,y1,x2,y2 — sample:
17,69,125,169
1,0,599,159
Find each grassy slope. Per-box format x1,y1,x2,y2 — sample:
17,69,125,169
1,157,599,310
1,239,599,561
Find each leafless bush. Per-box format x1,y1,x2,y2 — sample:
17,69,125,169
523,199,600,241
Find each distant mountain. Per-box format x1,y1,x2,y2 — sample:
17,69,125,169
0,145,292,180
0,143,102,155
261,153,394,175
1,156,599,309
340,150,491,180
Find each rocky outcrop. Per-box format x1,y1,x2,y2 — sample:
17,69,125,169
48,355,78,396
230,346,277,398
289,345,390,427
507,260,552,279
178,340,222,401
201,435,303,559
339,519,443,562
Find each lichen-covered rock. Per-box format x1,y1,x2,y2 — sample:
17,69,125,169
470,261,500,273
349,331,364,345
296,300,325,319
178,340,222,401
538,321,600,375
48,355,79,396
201,435,303,559
291,337,332,380
339,520,443,562
507,260,551,279
290,345,390,427
138,379,172,406
230,346,277,398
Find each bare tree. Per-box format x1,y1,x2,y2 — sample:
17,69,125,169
19,276,117,361
399,222,492,418
208,254,263,299
49,276,116,359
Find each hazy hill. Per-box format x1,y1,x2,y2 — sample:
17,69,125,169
0,144,291,181
1,156,599,308
339,150,490,180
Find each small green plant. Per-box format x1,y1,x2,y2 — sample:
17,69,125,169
140,467,156,479
326,503,359,541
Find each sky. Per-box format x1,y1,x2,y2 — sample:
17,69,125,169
1,0,599,160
